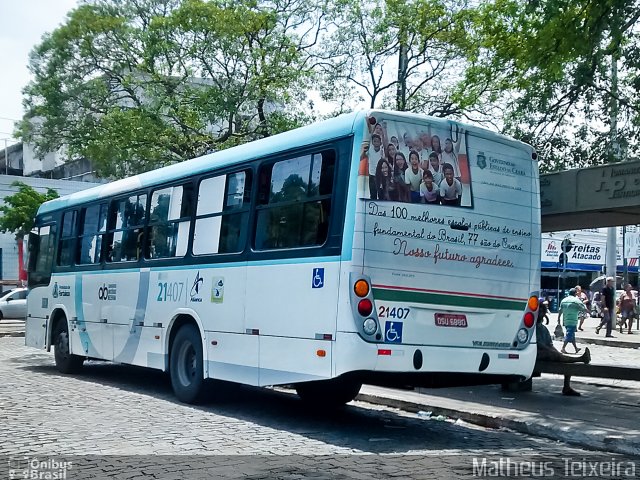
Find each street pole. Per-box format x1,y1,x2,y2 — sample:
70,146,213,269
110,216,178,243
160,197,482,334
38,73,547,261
623,225,628,286
605,37,619,284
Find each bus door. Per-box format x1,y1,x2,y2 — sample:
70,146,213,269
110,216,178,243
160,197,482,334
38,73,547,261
25,223,57,350
191,170,256,383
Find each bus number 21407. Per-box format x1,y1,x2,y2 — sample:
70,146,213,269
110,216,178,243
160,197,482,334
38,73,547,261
157,282,185,302
378,306,410,319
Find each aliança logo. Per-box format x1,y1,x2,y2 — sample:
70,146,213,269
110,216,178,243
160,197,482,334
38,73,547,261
190,272,203,302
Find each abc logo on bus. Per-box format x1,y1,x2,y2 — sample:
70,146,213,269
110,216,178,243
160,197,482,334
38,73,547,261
98,285,109,300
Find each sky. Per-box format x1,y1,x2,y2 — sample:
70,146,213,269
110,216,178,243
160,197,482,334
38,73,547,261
0,0,78,146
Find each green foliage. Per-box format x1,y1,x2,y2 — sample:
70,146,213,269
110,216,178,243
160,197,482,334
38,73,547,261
0,182,59,239
460,0,640,170
19,0,640,175
324,0,478,116
18,0,326,178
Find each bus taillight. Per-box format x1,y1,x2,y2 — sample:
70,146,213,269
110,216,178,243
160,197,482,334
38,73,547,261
354,279,370,297
523,312,535,328
358,299,373,316
527,296,539,311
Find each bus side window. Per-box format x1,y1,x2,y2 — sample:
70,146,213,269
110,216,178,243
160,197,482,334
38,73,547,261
77,203,108,265
29,223,57,287
107,194,147,263
57,210,77,267
254,150,335,250
193,170,251,255
148,184,193,259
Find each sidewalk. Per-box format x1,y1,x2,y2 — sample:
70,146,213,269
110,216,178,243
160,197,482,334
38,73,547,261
0,319,25,337
548,312,640,350
359,372,640,456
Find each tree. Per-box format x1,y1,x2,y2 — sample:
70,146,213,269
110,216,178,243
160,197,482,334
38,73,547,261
323,0,479,117
0,182,59,281
18,0,327,178
459,0,640,171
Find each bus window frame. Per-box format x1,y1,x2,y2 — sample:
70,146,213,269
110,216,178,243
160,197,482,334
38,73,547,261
192,167,253,257
28,221,58,288
248,140,346,260
76,202,109,268
34,136,352,274
105,192,148,264
146,181,195,260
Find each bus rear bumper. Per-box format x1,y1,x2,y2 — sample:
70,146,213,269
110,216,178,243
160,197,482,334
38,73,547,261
334,332,536,383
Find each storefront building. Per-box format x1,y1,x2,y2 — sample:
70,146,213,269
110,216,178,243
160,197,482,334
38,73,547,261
541,226,640,311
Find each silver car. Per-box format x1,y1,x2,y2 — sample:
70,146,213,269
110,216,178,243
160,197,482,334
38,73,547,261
0,288,28,320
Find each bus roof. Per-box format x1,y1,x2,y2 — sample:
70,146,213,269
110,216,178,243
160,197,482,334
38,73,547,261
37,109,533,215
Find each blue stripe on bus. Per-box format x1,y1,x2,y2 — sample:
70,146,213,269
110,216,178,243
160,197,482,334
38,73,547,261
74,274,93,355
113,270,149,364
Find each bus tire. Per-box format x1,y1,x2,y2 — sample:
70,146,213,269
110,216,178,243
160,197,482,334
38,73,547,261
170,324,204,404
295,378,362,407
53,322,84,374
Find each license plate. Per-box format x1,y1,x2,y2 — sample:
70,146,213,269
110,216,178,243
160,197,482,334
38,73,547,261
434,313,468,328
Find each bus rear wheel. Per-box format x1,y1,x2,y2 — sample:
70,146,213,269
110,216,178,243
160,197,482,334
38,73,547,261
53,322,84,374
170,324,204,404
295,378,362,407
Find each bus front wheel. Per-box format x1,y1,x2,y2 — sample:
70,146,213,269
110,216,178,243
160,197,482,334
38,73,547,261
170,324,204,404
53,322,84,374
295,378,362,407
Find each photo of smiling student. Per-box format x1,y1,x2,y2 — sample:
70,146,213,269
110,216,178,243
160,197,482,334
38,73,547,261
419,170,440,204
441,133,463,178
404,150,423,203
439,162,462,206
426,151,444,186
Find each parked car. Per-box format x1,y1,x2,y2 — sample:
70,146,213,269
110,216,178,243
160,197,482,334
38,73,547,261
0,288,28,320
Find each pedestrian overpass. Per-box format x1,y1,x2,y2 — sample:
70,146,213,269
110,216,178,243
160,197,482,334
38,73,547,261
540,159,640,232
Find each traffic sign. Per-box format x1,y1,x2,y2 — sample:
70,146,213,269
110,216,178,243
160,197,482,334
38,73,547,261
561,239,573,253
558,252,568,270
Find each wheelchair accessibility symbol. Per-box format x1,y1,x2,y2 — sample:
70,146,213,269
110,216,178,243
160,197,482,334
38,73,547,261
312,268,324,288
384,321,403,343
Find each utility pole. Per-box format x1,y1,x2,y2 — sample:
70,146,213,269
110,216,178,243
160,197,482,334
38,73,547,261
605,20,620,285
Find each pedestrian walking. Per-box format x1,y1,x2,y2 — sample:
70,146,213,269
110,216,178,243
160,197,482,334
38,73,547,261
558,288,587,354
575,285,589,331
618,284,636,334
595,277,616,337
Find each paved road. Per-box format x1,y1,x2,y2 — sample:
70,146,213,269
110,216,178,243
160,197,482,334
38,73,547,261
0,337,631,478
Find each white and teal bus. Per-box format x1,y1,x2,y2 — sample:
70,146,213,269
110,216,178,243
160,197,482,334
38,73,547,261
26,110,541,404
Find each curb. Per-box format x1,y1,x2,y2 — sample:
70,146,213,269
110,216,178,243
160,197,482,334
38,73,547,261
577,337,640,349
357,391,640,456
0,332,25,338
